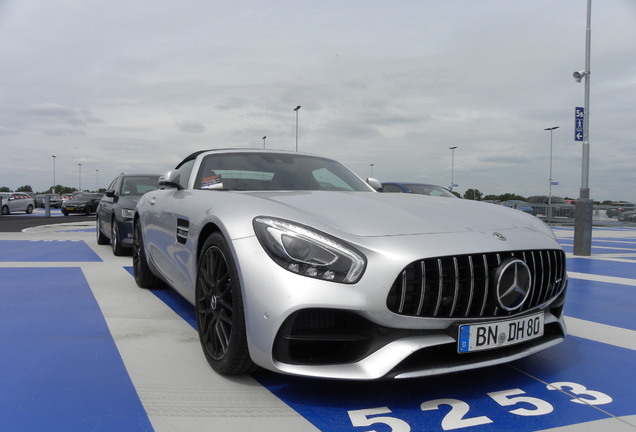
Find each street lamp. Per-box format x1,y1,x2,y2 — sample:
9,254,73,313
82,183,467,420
262,136,267,149
369,163,374,178
78,163,82,191
52,155,56,194
573,0,593,256
293,105,301,151
544,126,559,220
96,169,99,192
449,146,458,192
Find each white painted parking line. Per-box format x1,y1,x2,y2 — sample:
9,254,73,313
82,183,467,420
565,317,636,351
568,271,636,287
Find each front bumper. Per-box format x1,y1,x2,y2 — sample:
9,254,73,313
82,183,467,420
232,233,568,380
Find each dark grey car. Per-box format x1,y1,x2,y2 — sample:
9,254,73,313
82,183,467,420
96,173,159,255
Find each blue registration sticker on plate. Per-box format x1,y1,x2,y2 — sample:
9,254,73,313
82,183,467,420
458,312,544,353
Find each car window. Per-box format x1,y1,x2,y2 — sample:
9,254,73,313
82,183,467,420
382,184,404,193
121,176,159,196
405,184,456,198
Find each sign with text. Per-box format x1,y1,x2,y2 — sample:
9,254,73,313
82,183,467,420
575,106,584,141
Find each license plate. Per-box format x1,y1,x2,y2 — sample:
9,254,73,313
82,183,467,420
458,312,544,353
66,207,75,211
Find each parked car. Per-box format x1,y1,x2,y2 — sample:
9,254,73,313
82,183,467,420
61,193,103,216
60,193,76,204
96,173,160,255
133,149,568,380
381,182,457,198
527,196,575,218
617,210,636,222
0,192,35,215
606,202,635,218
35,193,62,208
501,200,534,214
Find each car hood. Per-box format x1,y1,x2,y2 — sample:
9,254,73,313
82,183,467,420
245,191,550,238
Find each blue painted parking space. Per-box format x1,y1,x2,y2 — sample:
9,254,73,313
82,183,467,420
253,336,633,432
0,267,153,432
0,240,102,262
565,279,636,331
567,257,636,279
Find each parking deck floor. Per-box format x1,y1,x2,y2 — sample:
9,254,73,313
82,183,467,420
0,217,634,431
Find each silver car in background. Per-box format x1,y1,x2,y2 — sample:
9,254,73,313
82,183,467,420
133,149,567,380
1,192,35,215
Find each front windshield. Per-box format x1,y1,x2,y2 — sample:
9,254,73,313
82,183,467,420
405,184,457,198
194,153,372,192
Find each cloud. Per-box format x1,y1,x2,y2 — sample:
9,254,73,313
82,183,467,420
176,120,205,134
20,103,103,126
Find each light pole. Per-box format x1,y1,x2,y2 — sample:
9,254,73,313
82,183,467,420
573,0,593,256
369,163,374,178
96,169,99,192
293,105,301,151
449,146,458,192
545,126,559,220
262,136,267,149
52,155,56,193
78,163,82,191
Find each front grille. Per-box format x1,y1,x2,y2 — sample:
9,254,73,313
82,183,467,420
386,249,566,318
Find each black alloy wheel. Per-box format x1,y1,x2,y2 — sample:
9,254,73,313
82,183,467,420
196,233,254,375
132,219,158,288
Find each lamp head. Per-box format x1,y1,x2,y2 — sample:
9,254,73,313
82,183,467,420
573,70,588,83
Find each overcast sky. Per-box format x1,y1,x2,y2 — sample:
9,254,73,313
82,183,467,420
1,1,635,202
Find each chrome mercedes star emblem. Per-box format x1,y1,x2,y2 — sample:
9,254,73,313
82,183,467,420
492,232,507,241
494,258,532,311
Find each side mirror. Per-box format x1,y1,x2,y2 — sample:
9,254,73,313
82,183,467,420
159,170,183,190
105,190,116,198
366,177,383,191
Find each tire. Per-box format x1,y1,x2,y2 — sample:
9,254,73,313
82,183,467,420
26,205,33,214
62,211,69,216
96,217,109,245
111,220,127,256
2,206,8,215
196,233,255,375
132,219,159,288
85,206,91,216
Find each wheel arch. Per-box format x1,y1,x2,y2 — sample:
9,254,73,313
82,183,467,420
197,222,222,263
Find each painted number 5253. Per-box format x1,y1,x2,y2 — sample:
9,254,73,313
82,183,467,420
347,381,612,432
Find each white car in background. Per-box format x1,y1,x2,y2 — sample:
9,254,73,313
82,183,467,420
133,149,568,380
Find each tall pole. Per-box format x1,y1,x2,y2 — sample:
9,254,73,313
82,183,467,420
78,163,82,191
52,155,56,194
449,146,457,192
293,106,301,151
574,0,593,256
545,126,559,220
262,136,267,149
369,163,374,178
96,169,99,192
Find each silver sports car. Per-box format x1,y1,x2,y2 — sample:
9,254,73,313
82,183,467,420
133,149,567,380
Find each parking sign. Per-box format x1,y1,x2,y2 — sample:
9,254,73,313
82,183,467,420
575,107,584,141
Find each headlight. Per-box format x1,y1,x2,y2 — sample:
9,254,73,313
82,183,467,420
253,216,366,284
121,208,135,220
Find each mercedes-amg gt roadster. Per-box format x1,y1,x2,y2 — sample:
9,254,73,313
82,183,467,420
133,149,567,380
